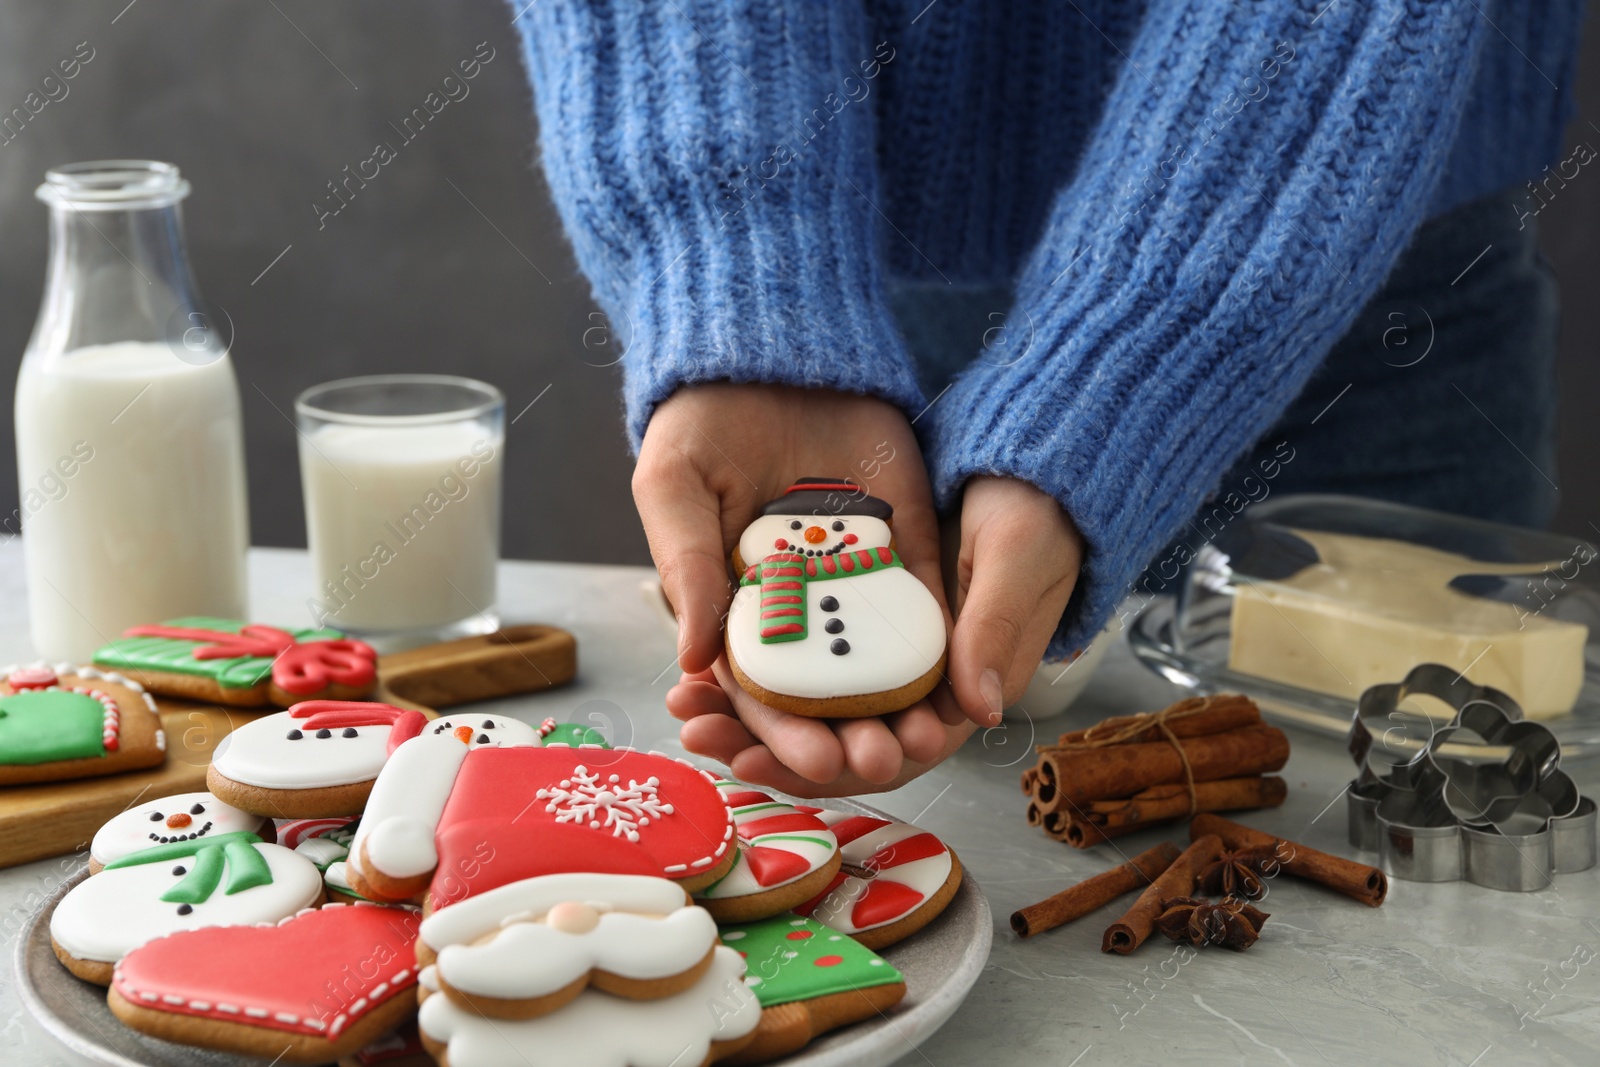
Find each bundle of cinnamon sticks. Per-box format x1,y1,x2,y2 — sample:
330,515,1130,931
1021,694,1289,847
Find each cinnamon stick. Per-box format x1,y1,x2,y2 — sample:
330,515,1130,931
1021,766,1040,796
1061,777,1289,848
1189,814,1387,907
1102,834,1223,954
1011,841,1182,938
1039,725,1289,810
1046,694,1261,748
1024,800,1044,828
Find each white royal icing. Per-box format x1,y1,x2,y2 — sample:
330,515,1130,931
436,906,716,1000
294,836,349,869
210,711,394,790
727,565,945,699
420,873,690,951
50,843,323,963
90,792,264,866
350,731,471,881
418,946,760,1067
736,513,892,569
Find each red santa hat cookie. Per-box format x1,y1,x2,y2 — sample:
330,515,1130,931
725,478,947,717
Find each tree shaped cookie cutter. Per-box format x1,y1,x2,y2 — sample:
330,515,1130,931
1344,663,1596,891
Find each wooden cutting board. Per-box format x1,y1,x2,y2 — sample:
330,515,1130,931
0,625,576,870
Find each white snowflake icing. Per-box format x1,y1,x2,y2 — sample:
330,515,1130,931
535,766,675,842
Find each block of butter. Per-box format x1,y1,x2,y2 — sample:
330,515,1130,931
1227,529,1588,719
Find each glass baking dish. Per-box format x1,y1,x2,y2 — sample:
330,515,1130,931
1128,495,1600,762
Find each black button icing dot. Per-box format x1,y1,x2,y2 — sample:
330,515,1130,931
830,639,850,655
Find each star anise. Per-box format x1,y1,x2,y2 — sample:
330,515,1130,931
1198,846,1279,900
1153,895,1269,951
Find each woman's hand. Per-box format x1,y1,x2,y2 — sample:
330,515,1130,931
945,476,1083,722
637,383,952,787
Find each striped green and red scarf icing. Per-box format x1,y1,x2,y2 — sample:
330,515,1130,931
740,549,902,643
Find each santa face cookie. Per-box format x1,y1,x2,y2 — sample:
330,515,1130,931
108,902,421,1063
89,791,273,873
719,913,906,1062
348,740,737,906
419,872,718,1020
207,701,431,819
725,478,947,718
416,944,760,1067
0,663,165,785
50,832,324,984
94,616,378,707
694,781,841,923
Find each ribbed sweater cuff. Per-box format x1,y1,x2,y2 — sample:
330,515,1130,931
927,1,1484,656
511,1,923,447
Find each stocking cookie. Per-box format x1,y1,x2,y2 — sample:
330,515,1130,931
51,832,324,984
792,808,961,950
94,616,378,707
207,701,433,818
419,872,718,1020
719,913,906,1063
89,792,273,874
725,478,946,717
416,944,760,1067
694,781,841,923
108,902,422,1063
348,739,737,905
0,663,165,785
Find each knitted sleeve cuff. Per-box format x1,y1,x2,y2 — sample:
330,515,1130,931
511,1,923,447
926,1,1485,656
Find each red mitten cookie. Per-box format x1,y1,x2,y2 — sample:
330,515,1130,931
108,902,421,1063
348,740,737,906
0,663,165,785
725,478,947,718
94,617,378,707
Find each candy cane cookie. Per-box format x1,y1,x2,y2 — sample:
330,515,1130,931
692,782,842,923
791,807,961,950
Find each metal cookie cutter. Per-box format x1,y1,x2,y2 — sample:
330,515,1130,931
1344,663,1597,892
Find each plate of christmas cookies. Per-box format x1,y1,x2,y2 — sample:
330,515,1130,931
17,703,991,1067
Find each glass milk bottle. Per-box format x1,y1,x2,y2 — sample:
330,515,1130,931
14,161,249,661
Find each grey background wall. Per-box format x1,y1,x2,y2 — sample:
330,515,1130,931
0,2,1595,567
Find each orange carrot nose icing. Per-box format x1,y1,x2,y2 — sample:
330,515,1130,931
166,813,192,829
453,725,475,744
804,525,827,544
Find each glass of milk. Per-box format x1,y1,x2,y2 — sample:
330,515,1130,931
15,161,250,661
295,375,503,649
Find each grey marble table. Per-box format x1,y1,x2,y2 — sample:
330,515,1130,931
1,542,1597,1066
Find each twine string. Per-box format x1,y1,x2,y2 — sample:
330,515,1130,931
1039,696,1216,817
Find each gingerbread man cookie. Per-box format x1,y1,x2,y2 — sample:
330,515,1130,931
89,791,273,874
108,902,422,1063
207,701,434,818
347,736,737,906
51,831,324,984
94,616,378,707
726,478,947,717
0,663,165,785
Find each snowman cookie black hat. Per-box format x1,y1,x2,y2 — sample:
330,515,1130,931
726,478,946,718
760,477,893,520
735,478,897,574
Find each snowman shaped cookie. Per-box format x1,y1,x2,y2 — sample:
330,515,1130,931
51,830,323,984
726,478,947,717
88,791,273,873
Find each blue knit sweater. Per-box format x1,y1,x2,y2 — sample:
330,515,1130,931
510,1,1583,656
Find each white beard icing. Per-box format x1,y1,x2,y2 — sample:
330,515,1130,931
727,566,945,699
89,792,262,866
50,843,323,962
420,873,690,950
210,712,395,789
736,513,892,568
418,946,759,1067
